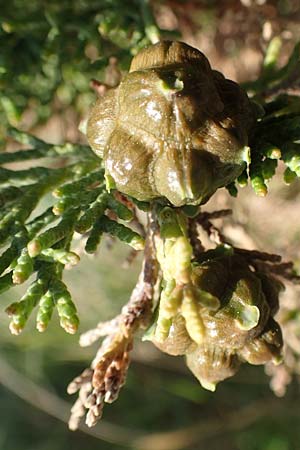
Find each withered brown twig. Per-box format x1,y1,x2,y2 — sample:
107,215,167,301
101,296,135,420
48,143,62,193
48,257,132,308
68,213,158,429
252,260,300,284
188,218,205,260
193,209,232,245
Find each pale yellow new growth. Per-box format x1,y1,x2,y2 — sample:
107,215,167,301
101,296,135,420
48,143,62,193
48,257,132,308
155,235,192,285
181,287,205,345
154,214,206,345
155,285,183,342
167,236,192,285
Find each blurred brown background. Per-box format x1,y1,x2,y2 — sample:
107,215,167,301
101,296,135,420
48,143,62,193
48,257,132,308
1,1,300,450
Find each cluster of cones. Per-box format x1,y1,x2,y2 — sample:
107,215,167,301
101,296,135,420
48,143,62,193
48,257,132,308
151,253,283,391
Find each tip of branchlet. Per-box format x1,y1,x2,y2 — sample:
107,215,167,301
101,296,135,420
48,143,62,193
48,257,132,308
131,237,145,251
52,205,63,216
52,188,62,198
9,322,23,335
67,382,79,395
36,322,47,333
79,330,95,347
5,303,18,316
269,148,281,159
61,319,79,334
86,408,102,427
65,252,80,267
12,271,26,285
27,240,41,257
64,324,78,335
257,189,268,197
68,419,78,431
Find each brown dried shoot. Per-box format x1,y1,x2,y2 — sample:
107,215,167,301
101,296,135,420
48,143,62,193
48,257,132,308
68,219,158,429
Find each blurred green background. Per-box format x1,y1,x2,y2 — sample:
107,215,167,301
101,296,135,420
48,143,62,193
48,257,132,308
1,1,300,449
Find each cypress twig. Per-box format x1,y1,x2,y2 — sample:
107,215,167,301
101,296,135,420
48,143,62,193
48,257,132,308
85,219,104,254
27,209,80,257
52,187,104,216
107,196,133,221
26,208,57,239
53,169,105,198
39,248,80,266
36,290,55,332
5,276,48,335
50,278,79,334
0,272,14,294
75,193,108,234
12,248,34,284
100,216,145,250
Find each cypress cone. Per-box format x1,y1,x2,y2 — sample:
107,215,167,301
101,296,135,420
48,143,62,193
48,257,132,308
87,41,255,207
